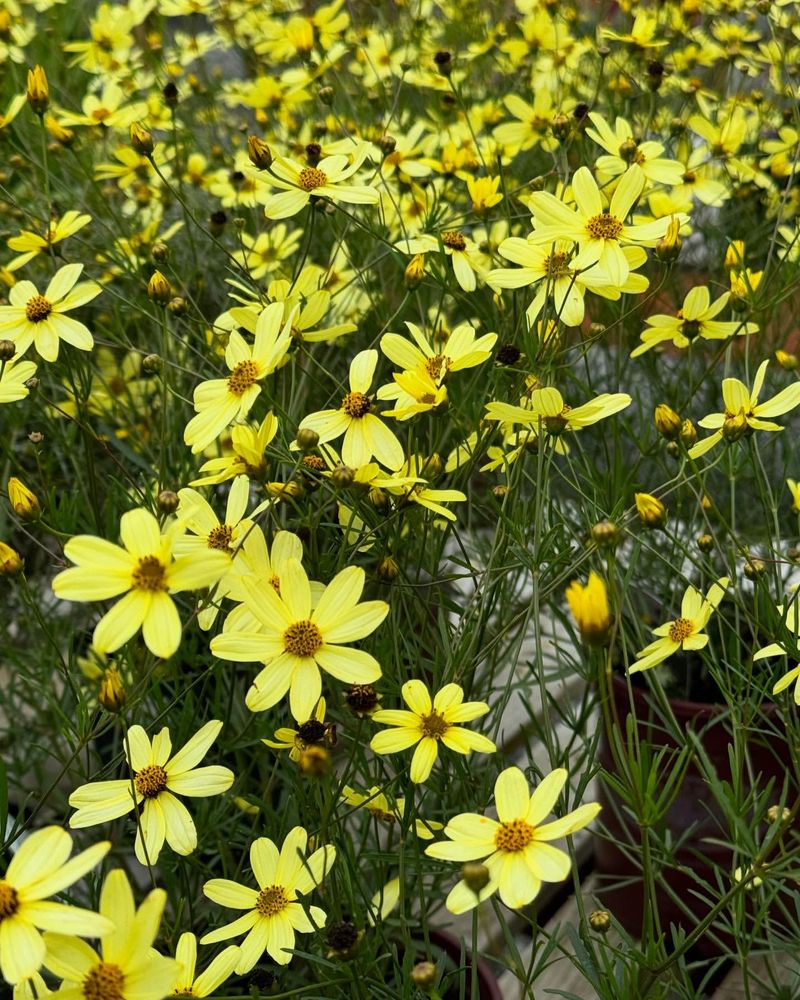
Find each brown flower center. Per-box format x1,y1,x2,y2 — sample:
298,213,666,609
425,355,449,381
256,884,289,917
25,294,52,323
495,818,535,852
441,230,467,251
296,719,327,744
680,317,701,340
283,619,323,657
207,523,234,553
298,167,328,191
545,251,571,277
0,882,19,921
82,962,125,1000
586,213,623,240
342,391,371,418
134,764,168,798
420,710,449,740
228,359,260,396
668,617,694,642
131,555,168,592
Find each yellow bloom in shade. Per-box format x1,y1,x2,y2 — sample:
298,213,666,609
52,508,229,659
170,932,240,998
0,827,111,985
43,869,179,1000
340,786,443,839
630,578,729,674
211,558,388,720
263,697,336,762
425,767,600,912
467,174,503,212
201,828,336,971
485,387,631,436
6,211,91,272
296,349,404,471
370,681,496,784
0,264,100,363
69,720,234,866
787,480,800,514
379,321,497,385
184,303,294,455
566,572,612,645
631,286,757,358
0,356,37,404
689,361,800,460
190,412,279,487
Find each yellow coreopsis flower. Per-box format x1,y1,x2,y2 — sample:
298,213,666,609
372,458,467,522
528,165,680,286
0,355,37,404
170,933,240,998
370,681,495,783
296,349,404,471
467,174,504,212
397,230,486,293
565,572,612,645
263,144,379,219
630,578,729,674
586,113,684,185
190,412,279,487
69,720,234,865
6,211,91,272
485,387,631,437
787,479,800,514
211,558,388,720
201,829,336,971
426,767,601,912
0,264,101,362
43,870,179,1000
631,286,757,357
340,786,443,839
379,321,497,385
51,508,229,659
0,827,111,985
689,361,800,459
184,303,294,454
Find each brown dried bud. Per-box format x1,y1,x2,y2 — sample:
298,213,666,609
247,135,273,170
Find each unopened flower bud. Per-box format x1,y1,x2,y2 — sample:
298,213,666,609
152,241,170,262
492,484,508,501
722,410,749,442
247,135,273,170
589,909,611,933
665,441,680,459
635,492,667,528
461,862,491,894
98,666,126,712
377,555,399,580
130,121,154,156
655,403,681,440
331,464,355,488
299,745,330,775
368,487,388,510
345,683,380,716
0,541,23,575
405,254,425,289
725,241,745,269
296,428,320,451
142,353,162,374
379,132,397,156
168,296,186,316
156,490,179,513
147,270,171,304
591,520,620,547
744,557,766,579
679,419,697,447
209,210,227,236
26,65,49,114
767,805,791,824
411,961,437,988
8,477,40,519
317,85,335,106
655,216,682,263
28,432,44,445
551,113,571,141
267,480,302,501
697,534,714,553
433,50,452,75
618,138,639,163
776,349,798,371
45,116,74,146
0,340,15,361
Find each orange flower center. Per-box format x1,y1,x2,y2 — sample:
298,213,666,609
420,710,449,740
25,294,52,323
134,764,168,798
131,555,168,592
298,167,328,191
82,962,125,1000
0,881,19,921
228,359,260,396
586,213,623,240
442,230,467,251
668,617,694,642
342,391,371,418
256,884,289,916
283,619,323,657
207,523,234,553
494,818,535,852
425,355,449,380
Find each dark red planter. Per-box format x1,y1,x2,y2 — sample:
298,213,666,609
595,674,787,957
428,929,503,1000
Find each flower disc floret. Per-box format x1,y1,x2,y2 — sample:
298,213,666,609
341,390,371,417
586,213,623,240
442,230,467,250
25,295,52,322
133,764,168,799
298,167,328,190
131,556,168,592
256,885,289,917
82,962,125,1000
283,620,323,657
228,360,260,396
668,618,694,642
0,882,18,919
495,819,535,852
